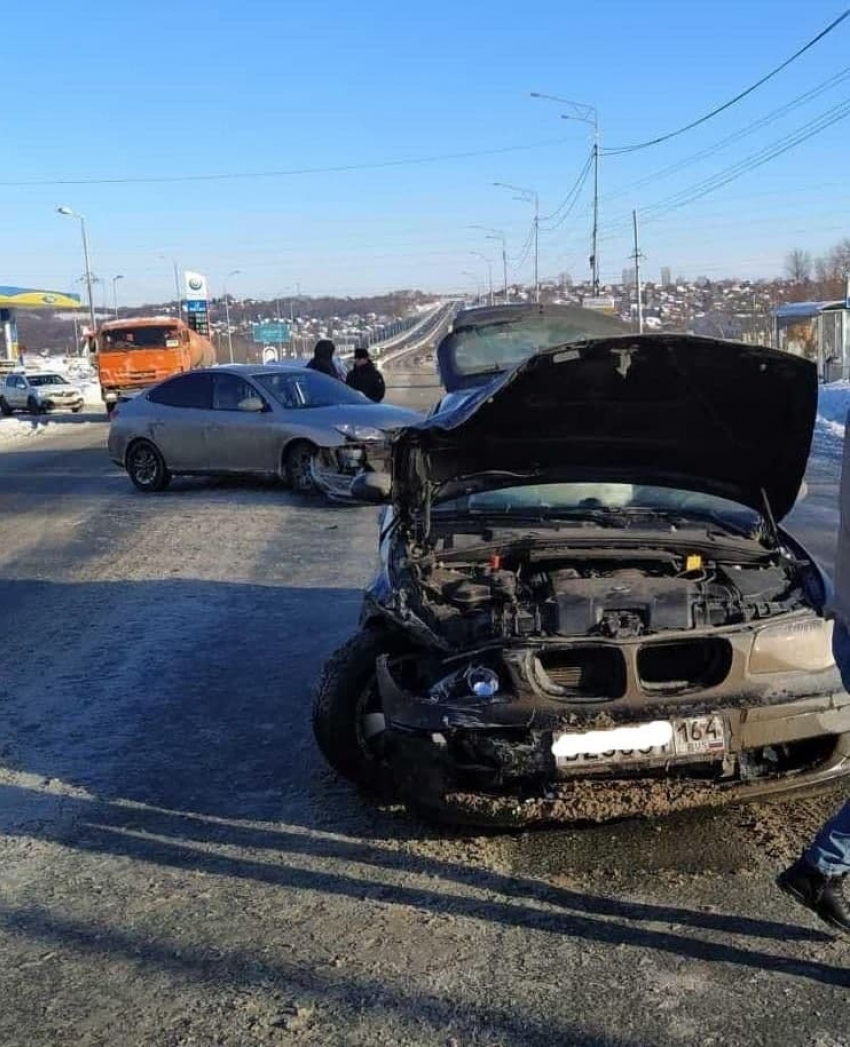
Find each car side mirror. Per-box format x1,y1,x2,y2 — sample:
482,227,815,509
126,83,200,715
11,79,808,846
237,397,267,412
351,471,392,503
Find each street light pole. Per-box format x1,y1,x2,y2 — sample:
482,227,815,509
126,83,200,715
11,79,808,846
57,207,96,334
467,226,509,303
469,252,494,305
493,183,539,303
461,270,482,305
223,269,241,364
112,275,124,318
530,93,600,295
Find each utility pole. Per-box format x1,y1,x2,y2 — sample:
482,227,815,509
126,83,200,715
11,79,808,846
533,198,540,304
632,210,644,334
530,94,600,295
591,136,600,296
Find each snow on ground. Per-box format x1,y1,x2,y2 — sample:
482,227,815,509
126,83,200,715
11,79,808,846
0,357,103,447
0,415,96,447
813,381,850,463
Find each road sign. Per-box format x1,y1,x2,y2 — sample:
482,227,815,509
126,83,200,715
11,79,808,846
252,322,290,344
185,299,207,314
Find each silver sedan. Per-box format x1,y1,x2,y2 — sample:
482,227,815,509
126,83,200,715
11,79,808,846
107,365,420,496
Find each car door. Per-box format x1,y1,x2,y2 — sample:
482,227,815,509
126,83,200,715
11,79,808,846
7,374,27,409
145,372,215,471
206,372,277,473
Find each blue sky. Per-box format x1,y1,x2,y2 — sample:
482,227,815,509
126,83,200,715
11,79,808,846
4,0,850,304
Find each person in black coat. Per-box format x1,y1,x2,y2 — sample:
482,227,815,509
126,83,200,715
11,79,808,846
306,339,341,379
346,347,386,402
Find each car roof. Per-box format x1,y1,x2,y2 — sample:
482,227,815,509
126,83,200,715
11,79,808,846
208,363,312,376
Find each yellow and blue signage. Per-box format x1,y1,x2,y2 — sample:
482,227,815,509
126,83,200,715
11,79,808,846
0,286,82,309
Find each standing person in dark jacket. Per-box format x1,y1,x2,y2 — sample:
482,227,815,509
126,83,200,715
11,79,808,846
346,347,386,402
306,339,341,379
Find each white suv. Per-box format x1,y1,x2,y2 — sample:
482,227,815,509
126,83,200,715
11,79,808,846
0,372,84,415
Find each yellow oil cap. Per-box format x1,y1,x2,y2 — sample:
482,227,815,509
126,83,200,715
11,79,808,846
686,554,703,572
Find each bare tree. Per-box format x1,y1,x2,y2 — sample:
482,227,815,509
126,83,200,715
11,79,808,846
812,238,850,299
785,248,812,283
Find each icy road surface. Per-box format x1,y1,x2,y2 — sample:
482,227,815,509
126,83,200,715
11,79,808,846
0,373,848,1047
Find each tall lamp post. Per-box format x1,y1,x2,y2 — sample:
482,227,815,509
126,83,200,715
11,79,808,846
530,92,600,296
111,275,125,318
461,270,482,305
469,252,494,305
57,207,97,334
223,269,242,364
159,256,183,318
493,182,539,303
468,225,509,303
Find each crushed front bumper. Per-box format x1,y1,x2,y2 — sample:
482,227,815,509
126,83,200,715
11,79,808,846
376,657,850,824
311,445,372,501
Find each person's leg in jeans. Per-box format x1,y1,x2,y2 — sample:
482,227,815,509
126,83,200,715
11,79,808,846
775,620,850,932
806,801,850,876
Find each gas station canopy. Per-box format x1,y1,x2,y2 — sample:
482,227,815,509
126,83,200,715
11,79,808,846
0,286,83,361
0,285,82,310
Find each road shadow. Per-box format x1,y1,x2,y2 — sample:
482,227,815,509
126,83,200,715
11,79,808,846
0,782,844,992
0,572,845,991
0,897,631,1047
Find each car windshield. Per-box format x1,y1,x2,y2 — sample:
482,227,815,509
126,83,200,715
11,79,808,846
432,482,760,528
27,374,66,386
253,370,369,408
443,310,627,378
101,325,180,349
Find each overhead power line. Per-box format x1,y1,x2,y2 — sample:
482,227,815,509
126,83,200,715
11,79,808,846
508,222,537,270
0,136,573,188
539,148,595,223
643,95,850,219
602,7,850,155
594,91,850,242
601,63,850,204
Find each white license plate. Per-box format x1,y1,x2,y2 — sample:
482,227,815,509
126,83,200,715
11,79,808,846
552,715,727,769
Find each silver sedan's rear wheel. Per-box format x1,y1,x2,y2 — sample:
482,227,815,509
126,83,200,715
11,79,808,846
284,440,317,494
126,439,171,492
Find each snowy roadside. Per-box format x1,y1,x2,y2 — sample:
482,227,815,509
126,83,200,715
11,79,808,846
813,380,849,463
0,414,100,447
0,358,104,448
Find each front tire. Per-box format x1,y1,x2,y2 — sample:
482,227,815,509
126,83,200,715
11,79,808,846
0,397,11,416
312,628,396,793
71,405,83,414
126,439,171,492
284,440,317,494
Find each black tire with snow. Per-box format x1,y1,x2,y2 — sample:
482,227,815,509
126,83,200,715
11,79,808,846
0,397,12,416
312,627,398,793
284,440,318,494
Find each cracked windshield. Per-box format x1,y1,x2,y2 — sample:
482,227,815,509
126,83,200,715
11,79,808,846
3,3,850,1046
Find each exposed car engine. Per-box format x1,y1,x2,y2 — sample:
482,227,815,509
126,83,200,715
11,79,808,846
407,544,809,647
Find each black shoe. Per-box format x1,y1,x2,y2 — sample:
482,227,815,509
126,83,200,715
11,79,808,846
777,857,850,934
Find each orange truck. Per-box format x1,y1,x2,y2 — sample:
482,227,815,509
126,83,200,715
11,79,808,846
92,316,216,413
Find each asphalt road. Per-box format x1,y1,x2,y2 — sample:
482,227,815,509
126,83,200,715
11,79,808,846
0,380,848,1047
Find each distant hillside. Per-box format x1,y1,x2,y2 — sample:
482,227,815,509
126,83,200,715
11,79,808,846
14,289,437,351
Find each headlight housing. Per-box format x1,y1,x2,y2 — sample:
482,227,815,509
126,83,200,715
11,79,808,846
428,662,508,703
749,618,835,675
334,423,384,442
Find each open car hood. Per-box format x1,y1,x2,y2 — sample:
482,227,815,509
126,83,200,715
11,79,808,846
392,334,818,522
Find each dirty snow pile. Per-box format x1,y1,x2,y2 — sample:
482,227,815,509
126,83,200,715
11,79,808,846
814,381,850,463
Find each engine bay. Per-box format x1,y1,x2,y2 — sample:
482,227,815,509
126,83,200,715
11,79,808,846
405,539,811,648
